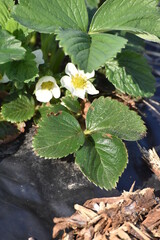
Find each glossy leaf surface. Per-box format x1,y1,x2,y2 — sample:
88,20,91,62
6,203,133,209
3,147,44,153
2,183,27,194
86,97,146,141
33,111,85,159
76,133,128,190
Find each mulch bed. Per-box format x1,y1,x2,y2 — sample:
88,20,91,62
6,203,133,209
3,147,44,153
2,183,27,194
53,187,160,240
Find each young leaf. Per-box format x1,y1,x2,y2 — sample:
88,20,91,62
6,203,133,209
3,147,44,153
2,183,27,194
0,0,14,28
12,0,88,33
56,29,127,72
0,28,26,64
33,111,85,159
76,134,128,190
89,0,160,43
106,51,156,97
86,97,146,141
0,51,38,89
5,18,33,42
2,94,35,123
61,96,81,113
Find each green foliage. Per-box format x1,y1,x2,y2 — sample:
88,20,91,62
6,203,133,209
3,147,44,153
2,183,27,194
41,33,64,73
38,103,69,119
33,111,85,159
11,0,160,74
2,94,35,123
57,29,127,72
5,18,32,42
33,96,146,189
0,0,31,42
76,134,128,189
0,0,14,28
0,0,157,190
12,0,89,33
0,28,26,64
106,51,156,97
61,96,81,113
86,97,146,141
89,0,160,43
0,51,38,89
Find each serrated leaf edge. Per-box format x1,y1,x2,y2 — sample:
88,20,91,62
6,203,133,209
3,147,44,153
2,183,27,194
32,113,85,160
75,137,128,190
1,96,35,123
86,96,146,140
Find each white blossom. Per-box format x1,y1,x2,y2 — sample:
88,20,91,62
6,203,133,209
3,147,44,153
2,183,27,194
32,49,44,68
60,63,99,99
35,76,60,103
0,73,11,83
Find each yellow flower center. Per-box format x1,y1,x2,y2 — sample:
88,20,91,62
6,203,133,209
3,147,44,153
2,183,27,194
71,74,87,89
41,81,54,90
0,73,3,81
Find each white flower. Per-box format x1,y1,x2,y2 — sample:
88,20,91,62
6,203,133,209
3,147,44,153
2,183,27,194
60,63,99,99
35,76,60,103
32,49,44,68
0,73,11,83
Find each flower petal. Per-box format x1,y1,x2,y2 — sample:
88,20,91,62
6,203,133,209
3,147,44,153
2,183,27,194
35,89,52,103
86,81,99,95
32,49,44,67
0,73,11,83
65,63,78,77
51,83,61,99
85,70,95,79
60,75,74,93
36,76,56,91
78,70,85,76
72,89,86,99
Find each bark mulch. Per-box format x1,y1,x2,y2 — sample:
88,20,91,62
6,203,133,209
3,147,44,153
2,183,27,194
52,187,160,240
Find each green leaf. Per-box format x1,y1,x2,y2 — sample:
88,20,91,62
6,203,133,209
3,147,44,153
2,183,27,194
0,51,38,89
0,0,14,28
38,103,69,119
33,111,85,159
76,134,128,190
2,94,35,123
89,0,160,43
122,33,145,53
106,51,156,97
86,97,146,141
12,0,88,33
0,121,19,144
61,96,81,113
56,29,127,72
5,18,33,41
0,28,26,64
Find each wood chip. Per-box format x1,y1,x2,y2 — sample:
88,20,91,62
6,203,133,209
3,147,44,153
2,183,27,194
74,204,97,219
138,144,160,180
125,222,151,240
53,188,160,239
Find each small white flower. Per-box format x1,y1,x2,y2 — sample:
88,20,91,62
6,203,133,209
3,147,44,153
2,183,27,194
0,73,11,83
35,76,60,103
32,49,44,68
60,63,99,99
